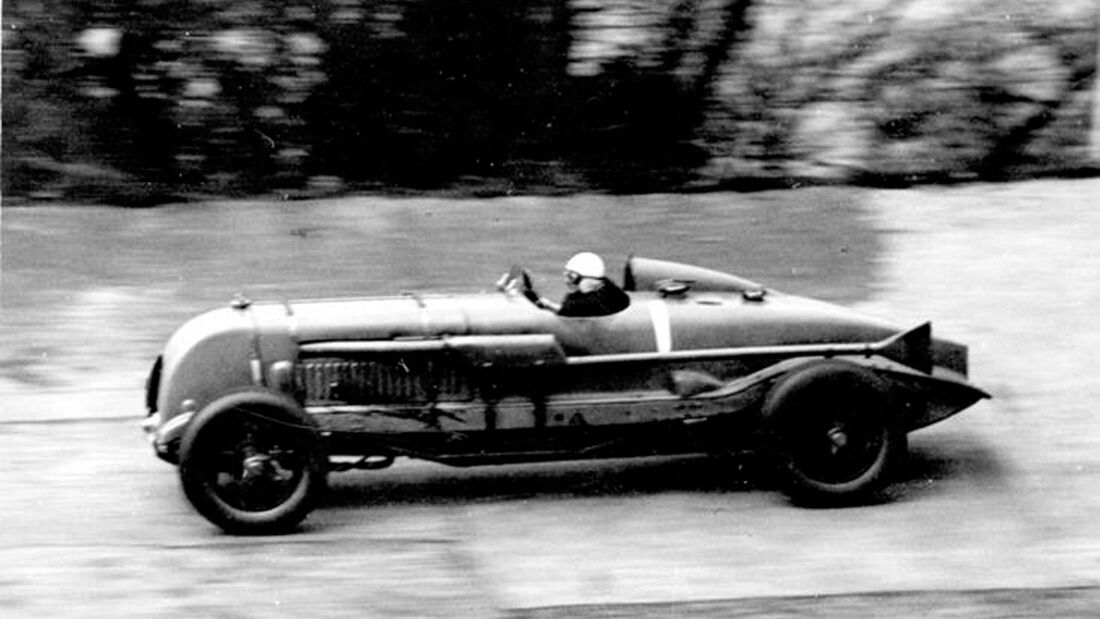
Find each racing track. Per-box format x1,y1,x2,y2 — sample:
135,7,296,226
1,179,1099,616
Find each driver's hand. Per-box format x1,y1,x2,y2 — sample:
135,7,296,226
519,269,540,302
497,266,523,292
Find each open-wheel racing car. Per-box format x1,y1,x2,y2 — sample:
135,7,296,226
143,256,988,534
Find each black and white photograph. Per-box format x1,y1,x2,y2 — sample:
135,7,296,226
2,0,1099,616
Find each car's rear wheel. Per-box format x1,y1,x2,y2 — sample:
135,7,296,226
763,361,904,505
178,390,327,534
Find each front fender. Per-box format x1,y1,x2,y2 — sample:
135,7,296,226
155,307,259,439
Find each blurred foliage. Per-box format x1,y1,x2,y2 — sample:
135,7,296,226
709,0,1097,184
1,0,1096,204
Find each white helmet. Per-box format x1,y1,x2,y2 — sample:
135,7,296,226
565,252,605,279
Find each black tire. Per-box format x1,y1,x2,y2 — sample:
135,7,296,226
178,390,327,534
762,361,904,505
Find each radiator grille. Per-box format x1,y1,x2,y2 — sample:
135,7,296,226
297,355,472,405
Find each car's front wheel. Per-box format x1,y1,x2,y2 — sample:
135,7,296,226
178,390,327,534
763,361,905,505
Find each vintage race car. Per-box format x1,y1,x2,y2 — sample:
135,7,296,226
143,256,988,533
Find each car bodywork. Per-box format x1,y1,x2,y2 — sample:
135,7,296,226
144,256,987,533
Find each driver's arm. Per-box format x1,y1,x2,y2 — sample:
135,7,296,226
518,270,560,312
500,268,559,312
531,294,560,312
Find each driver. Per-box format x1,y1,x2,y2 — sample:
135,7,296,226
528,252,630,317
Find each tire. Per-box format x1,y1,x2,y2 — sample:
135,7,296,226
762,361,904,505
178,389,327,534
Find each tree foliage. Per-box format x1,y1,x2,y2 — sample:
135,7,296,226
2,0,1095,203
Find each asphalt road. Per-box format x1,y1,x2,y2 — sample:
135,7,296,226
2,179,1099,616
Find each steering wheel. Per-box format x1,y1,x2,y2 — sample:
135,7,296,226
496,265,537,301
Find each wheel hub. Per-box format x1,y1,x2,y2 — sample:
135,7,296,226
242,453,271,479
827,426,849,454
241,445,296,483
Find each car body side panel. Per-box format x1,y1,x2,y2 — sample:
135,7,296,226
147,260,987,464
282,289,905,358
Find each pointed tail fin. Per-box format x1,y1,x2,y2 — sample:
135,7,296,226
877,322,934,374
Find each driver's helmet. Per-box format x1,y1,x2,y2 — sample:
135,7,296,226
565,252,605,281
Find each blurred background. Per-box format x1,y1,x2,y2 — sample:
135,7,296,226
3,0,1097,204
3,4,1100,616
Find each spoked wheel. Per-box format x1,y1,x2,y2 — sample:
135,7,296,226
763,361,905,505
178,390,327,534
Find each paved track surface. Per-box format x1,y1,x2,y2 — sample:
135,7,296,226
2,179,1098,616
